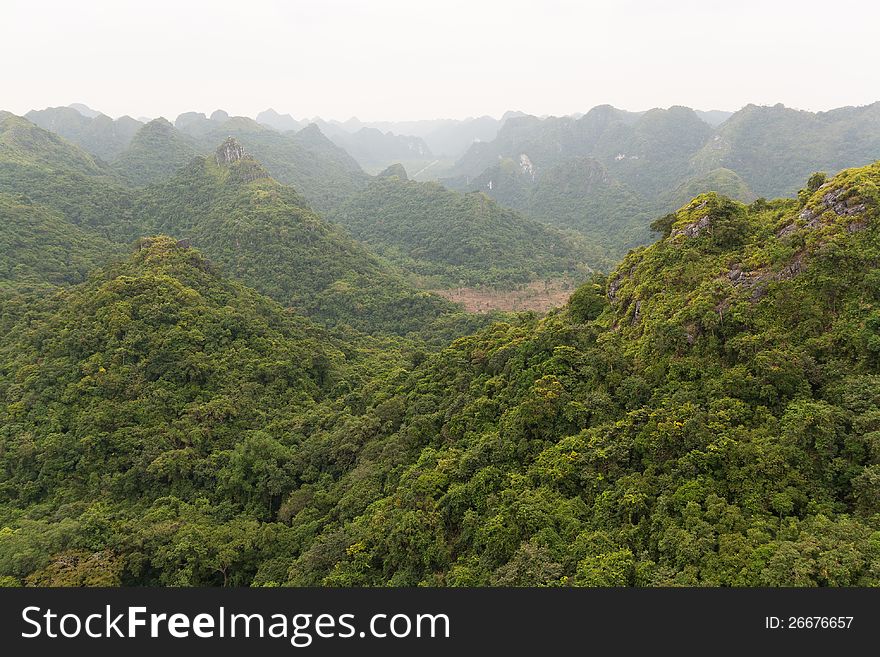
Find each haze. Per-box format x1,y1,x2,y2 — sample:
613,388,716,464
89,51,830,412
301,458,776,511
3,0,878,121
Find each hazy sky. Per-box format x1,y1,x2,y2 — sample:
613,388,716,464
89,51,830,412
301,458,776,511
3,0,878,121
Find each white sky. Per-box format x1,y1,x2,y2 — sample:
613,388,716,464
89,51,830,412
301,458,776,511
2,0,878,122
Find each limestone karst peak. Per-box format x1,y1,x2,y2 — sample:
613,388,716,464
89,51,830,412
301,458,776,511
215,136,247,166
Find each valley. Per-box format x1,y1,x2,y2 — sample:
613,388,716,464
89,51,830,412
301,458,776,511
1,97,880,588
432,278,577,313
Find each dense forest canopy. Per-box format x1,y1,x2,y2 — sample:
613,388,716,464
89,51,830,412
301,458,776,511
132,140,463,337
331,173,591,288
1,160,879,586
444,102,880,263
0,115,498,340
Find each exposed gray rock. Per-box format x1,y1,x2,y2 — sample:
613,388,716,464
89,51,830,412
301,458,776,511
672,214,711,238
631,299,642,325
215,137,246,165
776,223,798,239
847,219,868,233
822,188,866,217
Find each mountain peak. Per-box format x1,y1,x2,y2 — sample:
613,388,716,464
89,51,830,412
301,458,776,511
215,136,246,165
211,137,269,182
68,102,101,118
378,163,408,180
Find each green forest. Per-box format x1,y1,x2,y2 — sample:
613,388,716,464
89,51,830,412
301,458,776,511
1,101,880,587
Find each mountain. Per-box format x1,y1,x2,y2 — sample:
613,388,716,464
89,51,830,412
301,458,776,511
133,138,456,335
0,236,362,585
694,109,733,127
173,111,223,137
331,174,591,287
4,163,878,586
325,127,433,172
256,108,302,132
660,167,754,210
0,193,122,287
112,118,200,185
172,116,369,214
447,103,880,265
523,157,656,266
25,106,143,161
691,102,880,197
454,105,712,195
0,111,137,240
279,162,880,586
364,114,518,160
377,162,409,179
68,103,101,118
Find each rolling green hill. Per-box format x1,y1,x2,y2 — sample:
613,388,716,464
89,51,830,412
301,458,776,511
112,118,200,186
0,112,137,241
276,162,880,586
177,117,369,214
448,103,880,268
3,163,880,586
0,193,123,287
25,106,142,162
133,138,458,335
331,173,591,287
691,102,880,197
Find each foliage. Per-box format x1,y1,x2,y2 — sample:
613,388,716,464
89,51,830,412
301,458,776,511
25,106,142,162
2,164,880,587
112,118,200,186
0,193,124,286
132,145,462,336
332,176,591,288
0,112,138,242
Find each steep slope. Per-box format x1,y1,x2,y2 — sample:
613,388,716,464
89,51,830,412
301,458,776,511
112,118,200,185
691,102,880,197
0,112,136,240
326,127,433,172
173,111,225,138
276,163,880,586
334,114,508,161
331,175,590,287
173,115,369,213
695,109,733,127
0,193,123,287
0,236,363,584
602,106,713,195
3,165,880,587
524,157,655,264
445,106,715,262
25,106,142,161
133,138,456,335
448,103,880,265
256,108,302,132
660,167,754,210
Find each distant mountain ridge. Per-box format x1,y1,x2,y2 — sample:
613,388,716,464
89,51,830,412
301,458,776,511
331,170,591,288
442,102,880,263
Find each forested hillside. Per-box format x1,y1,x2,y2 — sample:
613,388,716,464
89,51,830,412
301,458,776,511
0,113,489,339
112,118,200,186
691,102,880,197
446,103,880,263
2,164,879,586
25,106,142,162
25,106,368,215
133,138,457,336
175,116,369,214
0,112,137,241
331,171,590,287
0,194,122,287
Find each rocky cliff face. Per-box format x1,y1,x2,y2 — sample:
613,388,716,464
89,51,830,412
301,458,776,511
215,137,247,165
213,137,269,183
